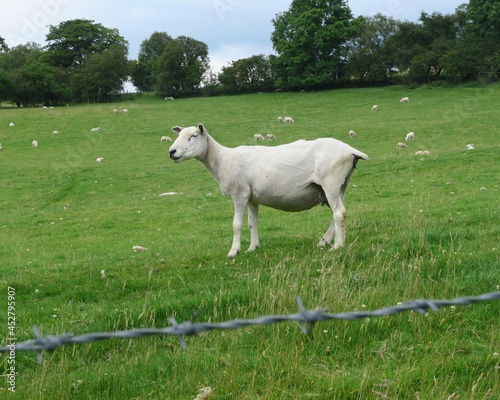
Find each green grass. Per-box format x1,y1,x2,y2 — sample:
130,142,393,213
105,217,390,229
1,84,499,399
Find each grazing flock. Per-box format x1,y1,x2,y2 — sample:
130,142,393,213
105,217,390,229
0,95,477,257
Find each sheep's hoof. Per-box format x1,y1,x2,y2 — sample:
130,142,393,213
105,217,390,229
227,249,240,258
317,239,329,248
246,245,259,253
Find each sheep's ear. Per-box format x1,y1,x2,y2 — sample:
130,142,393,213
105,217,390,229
197,123,205,134
171,126,182,135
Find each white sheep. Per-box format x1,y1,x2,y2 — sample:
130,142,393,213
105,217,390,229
266,134,276,140
0,143,3,150
169,123,368,257
9,122,15,127
466,143,475,150
96,157,105,162
253,133,264,141
415,150,430,155
348,130,357,138
122,109,128,114
113,109,119,114
91,127,100,132
405,132,415,141
53,130,59,134
161,136,172,143
277,117,284,123
400,97,409,103
283,117,295,123
32,140,38,148
397,142,408,148
371,105,378,111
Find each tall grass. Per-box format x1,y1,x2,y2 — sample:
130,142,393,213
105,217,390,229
1,84,499,399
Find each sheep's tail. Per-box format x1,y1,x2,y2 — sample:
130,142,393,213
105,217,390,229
353,150,369,169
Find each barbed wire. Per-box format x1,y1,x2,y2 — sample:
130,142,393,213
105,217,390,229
2,291,499,363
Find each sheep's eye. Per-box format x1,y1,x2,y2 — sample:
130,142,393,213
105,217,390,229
188,134,198,141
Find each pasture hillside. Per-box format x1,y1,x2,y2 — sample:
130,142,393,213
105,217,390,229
0,84,499,399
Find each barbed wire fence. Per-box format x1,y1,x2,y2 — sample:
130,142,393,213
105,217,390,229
2,291,499,363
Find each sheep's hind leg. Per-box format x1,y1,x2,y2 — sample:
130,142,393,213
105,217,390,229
246,202,260,252
317,193,347,250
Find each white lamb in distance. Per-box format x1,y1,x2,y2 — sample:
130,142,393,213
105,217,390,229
397,142,408,148
9,122,15,127
168,123,368,258
466,143,475,150
122,109,128,114
91,127,100,132
32,140,38,148
283,116,295,123
400,97,409,103
415,150,430,155
266,134,276,140
113,109,119,114
96,157,105,162
405,132,415,141
349,130,356,138
253,133,264,141
371,105,378,111
161,136,172,143
277,117,284,122
0,143,3,150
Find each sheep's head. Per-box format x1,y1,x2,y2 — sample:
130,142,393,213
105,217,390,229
169,123,207,162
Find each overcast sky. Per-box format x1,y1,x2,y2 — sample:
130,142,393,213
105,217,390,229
2,0,466,72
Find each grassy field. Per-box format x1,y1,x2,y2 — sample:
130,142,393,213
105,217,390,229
0,84,499,399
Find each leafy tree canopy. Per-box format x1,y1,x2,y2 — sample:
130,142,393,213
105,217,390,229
45,19,128,69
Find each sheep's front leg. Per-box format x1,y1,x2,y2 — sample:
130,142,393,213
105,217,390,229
227,199,247,258
246,202,259,252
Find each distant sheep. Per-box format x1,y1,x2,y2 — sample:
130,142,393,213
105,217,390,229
132,245,148,252
113,109,119,114
122,109,128,114
415,150,430,156
253,134,265,141
161,136,172,143
283,117,295,123
397,142,408,148
371,105,378,111
405,132,415,141
348,130,356,138
9,122,15,127
266,134,276,140
32,140,38,148
0,143,3,150
466,143,475,150
400,97,409,103
91,127,100,132
96,157,105,162
277,117,284,123
165,96,174,100
53,130,59,134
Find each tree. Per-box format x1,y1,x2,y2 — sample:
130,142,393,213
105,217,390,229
0,36,8,52
45,19,128,70
218,55,274,93
0,43,67,106
71,45,130,102
271,0,357,89
345,14,398,84
155,36,209,97
132,32,173,92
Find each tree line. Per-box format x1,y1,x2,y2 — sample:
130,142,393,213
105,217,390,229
0,0,498,106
